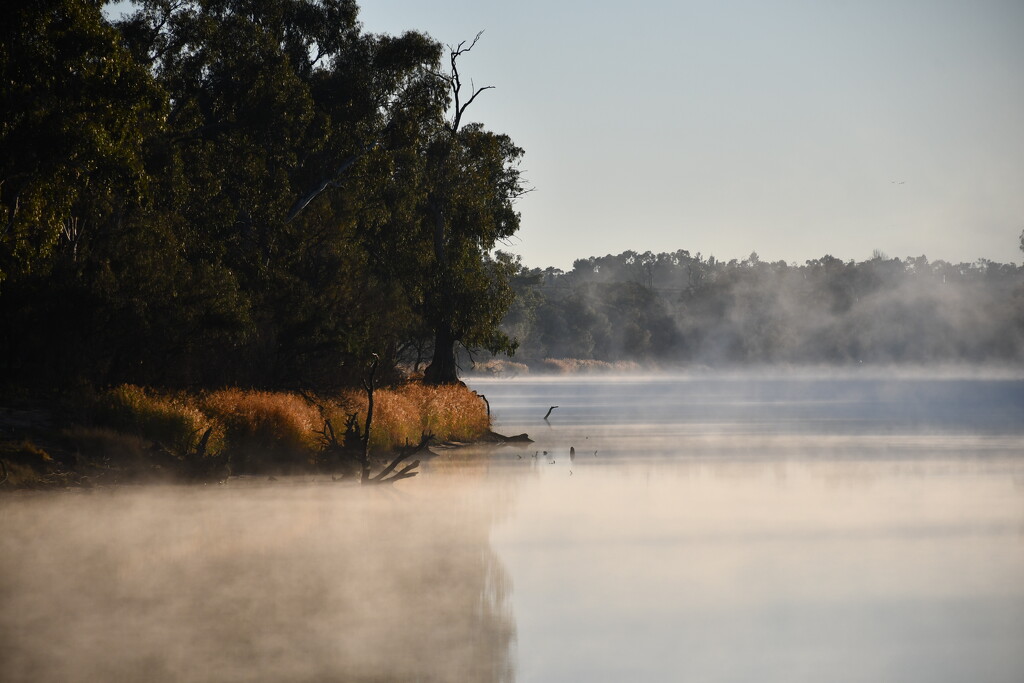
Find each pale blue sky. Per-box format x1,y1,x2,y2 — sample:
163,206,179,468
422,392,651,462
359,0,1024,268
109,1,1024,268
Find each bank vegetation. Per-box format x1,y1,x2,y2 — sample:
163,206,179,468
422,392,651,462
1,382,490,488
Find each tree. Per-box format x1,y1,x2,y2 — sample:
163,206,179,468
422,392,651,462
0,2,529,389
0,0,162,286
113,0,445,387
420,34,526,384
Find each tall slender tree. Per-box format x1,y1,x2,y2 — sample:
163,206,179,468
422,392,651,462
420,34,526,384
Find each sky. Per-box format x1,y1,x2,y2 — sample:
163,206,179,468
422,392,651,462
107,1,1024,270
355,0,1024,270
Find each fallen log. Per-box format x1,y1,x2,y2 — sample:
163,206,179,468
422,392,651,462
483,430,533,444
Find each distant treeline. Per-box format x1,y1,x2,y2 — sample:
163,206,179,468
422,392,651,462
1,0,523,391
499,249,1024,366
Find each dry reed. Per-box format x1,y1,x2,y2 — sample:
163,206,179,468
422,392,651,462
93,385,218,455
81,383,490,474
333,383,489,450
202,389,319,459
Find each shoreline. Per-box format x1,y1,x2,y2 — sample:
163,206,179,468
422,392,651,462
0,382,501,490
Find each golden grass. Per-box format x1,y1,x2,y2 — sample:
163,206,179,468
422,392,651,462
79,382,490,475
333,383,489,450
202,389,319,457
93,385,219,455
400,383,490,444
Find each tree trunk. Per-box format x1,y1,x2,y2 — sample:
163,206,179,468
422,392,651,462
422,179,460,385
423,324,459,385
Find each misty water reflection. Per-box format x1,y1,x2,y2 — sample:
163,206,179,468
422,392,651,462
473,372,1024,683
2,372,1023,682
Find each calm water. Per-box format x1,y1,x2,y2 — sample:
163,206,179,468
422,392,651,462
2,371,1023,682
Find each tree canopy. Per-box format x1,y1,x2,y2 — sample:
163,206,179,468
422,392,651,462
1,0,525,390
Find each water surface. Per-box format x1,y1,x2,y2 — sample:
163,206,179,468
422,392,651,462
1,371,1022,682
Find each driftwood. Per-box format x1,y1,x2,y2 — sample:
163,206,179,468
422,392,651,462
483,430,533,444
543,406,558,420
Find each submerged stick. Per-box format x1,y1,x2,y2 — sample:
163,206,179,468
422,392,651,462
543,405,558,420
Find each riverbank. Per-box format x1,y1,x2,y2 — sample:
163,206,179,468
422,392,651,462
0,383,492,489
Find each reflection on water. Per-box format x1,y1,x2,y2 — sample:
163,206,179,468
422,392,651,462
2,372,1023,682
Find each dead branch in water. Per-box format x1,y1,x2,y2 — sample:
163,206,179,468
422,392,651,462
543,405,558,420
370,432,432,484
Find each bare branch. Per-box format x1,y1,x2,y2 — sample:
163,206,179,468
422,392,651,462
371,432,431,482
446,31,491,132
459,84,495,116
388,460,421,482
449,31,484,60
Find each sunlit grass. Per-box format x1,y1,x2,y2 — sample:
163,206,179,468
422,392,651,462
333,383,490,451
202,389,320,468
77,382,491,475
401,383,490,443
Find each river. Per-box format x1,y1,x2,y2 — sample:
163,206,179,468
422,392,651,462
2,370,1023,682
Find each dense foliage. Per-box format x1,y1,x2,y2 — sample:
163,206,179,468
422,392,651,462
501,249,1024,366
1,0,524,390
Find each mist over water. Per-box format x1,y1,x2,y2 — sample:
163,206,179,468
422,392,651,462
3,370,1023,682
476,371,1024,683
0,478,518,682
